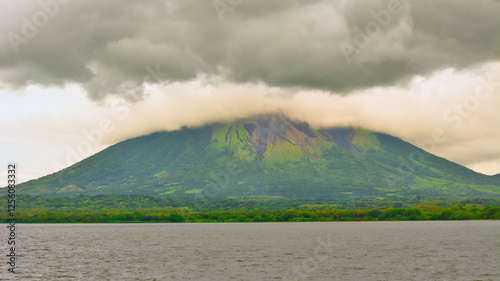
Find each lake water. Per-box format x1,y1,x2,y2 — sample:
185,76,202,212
1,221,498,280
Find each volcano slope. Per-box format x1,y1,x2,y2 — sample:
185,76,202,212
18,115,500,200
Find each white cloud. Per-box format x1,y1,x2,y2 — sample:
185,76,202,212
2,63,498,183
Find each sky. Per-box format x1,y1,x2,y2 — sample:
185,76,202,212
0,0,499,183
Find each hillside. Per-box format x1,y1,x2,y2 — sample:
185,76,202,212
18,114,500,200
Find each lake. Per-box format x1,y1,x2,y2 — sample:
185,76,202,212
2,221,498,280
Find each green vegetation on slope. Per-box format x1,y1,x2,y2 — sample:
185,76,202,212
16,115,500,200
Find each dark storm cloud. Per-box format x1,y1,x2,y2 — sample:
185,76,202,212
0,0,499,100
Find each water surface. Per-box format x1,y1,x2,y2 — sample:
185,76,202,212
1,221,498,280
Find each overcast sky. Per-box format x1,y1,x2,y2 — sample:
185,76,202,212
1,0,499,183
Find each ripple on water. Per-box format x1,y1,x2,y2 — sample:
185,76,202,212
2,221,498,280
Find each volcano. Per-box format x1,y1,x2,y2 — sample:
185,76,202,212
19,114,500,200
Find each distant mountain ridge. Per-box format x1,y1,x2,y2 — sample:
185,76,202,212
19,114,500,200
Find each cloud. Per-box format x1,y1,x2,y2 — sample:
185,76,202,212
99,63,499,175
1,63,498,181
1,0,499,100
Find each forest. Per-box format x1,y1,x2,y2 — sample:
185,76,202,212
1,195,499,223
